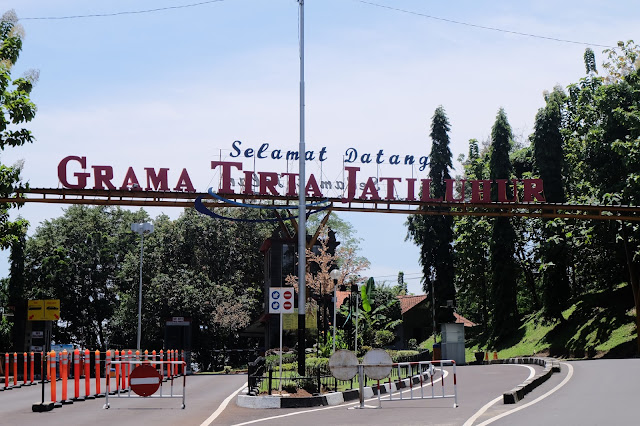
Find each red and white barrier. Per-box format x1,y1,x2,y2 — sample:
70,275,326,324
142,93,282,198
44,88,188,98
382,360,458,408
104,358,186,410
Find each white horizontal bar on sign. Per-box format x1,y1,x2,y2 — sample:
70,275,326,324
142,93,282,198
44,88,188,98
130,377,161,385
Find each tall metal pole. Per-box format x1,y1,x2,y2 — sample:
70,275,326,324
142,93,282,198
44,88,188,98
332,282,337,354
297,0,307,376
137,232,145,351
431,277,437,341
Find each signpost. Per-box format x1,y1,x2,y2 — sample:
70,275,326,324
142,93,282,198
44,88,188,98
269,287,294,393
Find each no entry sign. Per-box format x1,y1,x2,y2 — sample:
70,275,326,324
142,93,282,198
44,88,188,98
269,288,295,314
129,364,162,397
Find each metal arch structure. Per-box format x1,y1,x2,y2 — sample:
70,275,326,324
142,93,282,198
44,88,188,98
2,187,640,222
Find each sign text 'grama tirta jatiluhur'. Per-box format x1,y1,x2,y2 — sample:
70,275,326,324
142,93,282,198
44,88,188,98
57,154,546,204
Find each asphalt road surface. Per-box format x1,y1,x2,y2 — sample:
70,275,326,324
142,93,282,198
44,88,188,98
0,373,247,426
2,359,639,425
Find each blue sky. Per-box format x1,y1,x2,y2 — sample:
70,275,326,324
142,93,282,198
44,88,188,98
2,0,638,294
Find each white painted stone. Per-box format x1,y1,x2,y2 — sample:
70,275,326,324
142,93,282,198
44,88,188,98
324,392,344,406
236,395,282,409
363,387,374,398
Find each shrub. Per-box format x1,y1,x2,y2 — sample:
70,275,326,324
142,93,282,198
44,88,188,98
374,330,395,347
305,357,329,376
223,365,232,374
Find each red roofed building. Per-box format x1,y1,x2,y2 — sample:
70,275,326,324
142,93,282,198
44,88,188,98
335,292,476,348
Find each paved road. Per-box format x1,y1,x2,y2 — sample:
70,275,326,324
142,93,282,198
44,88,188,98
217,363,541,426
485,359,640,426
0,374,247,426
5,360,637,425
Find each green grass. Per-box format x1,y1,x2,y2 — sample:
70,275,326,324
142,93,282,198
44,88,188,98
438,284,637,362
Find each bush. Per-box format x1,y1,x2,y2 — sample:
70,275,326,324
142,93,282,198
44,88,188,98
304,357,330,377
408,339,418,350
374,330,395,347
223,365,232,374
387,350,420,362
265,352,297,369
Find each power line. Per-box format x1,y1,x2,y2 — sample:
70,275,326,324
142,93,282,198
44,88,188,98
18,0,616,49
20,0,226,20
355,0,615,49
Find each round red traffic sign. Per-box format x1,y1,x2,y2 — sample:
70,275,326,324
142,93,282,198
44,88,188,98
129,364,162,397
283,290,293,299
283,301,292,310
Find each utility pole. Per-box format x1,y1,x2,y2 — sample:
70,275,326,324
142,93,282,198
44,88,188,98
297,0,307,377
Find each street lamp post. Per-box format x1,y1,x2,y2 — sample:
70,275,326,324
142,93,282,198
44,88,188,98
329,269,341,354
131,222,154,351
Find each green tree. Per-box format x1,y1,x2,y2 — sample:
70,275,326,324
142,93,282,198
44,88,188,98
0,9,35,245
1,9,37,351
532,87,571,319
454,140,491,329
488,108,519,341
25,206,146,349
112,208,272,367
563,42,640,352
407,106,455,328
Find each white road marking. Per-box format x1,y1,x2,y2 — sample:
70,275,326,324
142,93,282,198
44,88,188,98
232,371,448,426
475,362,574,426
200,382,248,426
462,364,536,426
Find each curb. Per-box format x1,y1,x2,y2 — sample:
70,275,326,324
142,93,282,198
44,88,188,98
236,370,433,409
488,357,560,404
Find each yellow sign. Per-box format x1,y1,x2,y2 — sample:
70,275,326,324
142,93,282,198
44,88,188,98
28,299,60,321
27,300,44,321
44,299,61,321
283,307,317,330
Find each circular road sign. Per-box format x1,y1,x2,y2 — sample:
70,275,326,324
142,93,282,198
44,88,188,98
129,364,162,397
283,290,293,299
283,301,292,310
329,349,358,381
362,348,393,380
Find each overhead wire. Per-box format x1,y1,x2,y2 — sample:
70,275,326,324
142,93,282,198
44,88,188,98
20,0,226,20
18,0,615,48
354,0,616,49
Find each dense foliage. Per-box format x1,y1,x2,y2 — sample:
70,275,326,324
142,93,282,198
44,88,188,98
407,106,456,327
20,206,272,368
1,9,37,352
451,41,640,350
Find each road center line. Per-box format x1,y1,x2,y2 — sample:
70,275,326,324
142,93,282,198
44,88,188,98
475,362,574,426
462,364,536,426
232,371,448,426
200,382,248,426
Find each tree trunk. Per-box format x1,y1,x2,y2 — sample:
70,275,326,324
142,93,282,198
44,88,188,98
621,223,640,355
516,245,541,311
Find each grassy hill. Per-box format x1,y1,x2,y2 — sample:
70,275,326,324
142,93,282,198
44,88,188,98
421,284,638,362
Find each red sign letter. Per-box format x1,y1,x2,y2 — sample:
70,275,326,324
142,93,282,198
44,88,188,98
211,161,243,194
58,156,90,189
523,179,546,202
92,166,116,190
471,180,491,203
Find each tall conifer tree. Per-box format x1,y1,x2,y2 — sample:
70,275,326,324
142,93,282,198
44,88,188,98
407,106,455,327
489,108,519,341
532,88,571,319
